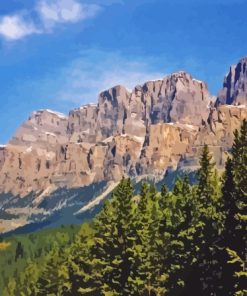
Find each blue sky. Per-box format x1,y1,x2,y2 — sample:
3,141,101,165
0,0,247,143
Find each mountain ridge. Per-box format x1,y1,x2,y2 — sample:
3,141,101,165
1,56,247,233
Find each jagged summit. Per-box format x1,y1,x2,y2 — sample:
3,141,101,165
33,109,67,119
217,56,247,106
0,70,213,200
10,108,68,148
239,56,247,64
1,57,247,232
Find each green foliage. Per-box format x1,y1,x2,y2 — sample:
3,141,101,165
196,145,223,238
90,178,139,295
0,225,79,295
222,120,247,295
192,120,247,296
134,182,167,295
227,248,247,296
1,121,247,295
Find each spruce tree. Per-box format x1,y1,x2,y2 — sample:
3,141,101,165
37,245,70,296
195,144,222,242
90,178,137,295
201,120,247,296
200,158,235,296
223,158,237,233
163,176,195,295
14,259,42,296
184,146,223,295
134,182,167,295
223,120,247,295
67,223,97,295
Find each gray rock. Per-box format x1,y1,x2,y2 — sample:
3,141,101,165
217,57,247,106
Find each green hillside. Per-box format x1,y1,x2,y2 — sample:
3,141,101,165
1,121,246,296
0,225,80,295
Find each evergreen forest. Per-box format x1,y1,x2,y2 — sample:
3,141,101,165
0,121,247,295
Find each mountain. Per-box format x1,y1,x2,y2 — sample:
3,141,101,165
1,57,247,233
217,56,247,105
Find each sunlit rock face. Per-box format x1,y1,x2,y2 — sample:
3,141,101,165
10,109,69,148
1,57,247,228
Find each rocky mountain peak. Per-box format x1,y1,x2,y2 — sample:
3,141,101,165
99,85,130,100
217,56,247,106
10,109,68,148
141,70,211,126
169,70,192,81
2,57,247,233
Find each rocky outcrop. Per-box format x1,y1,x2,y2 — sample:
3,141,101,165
1,56,247,232
68,73,212,144
217,57,247,106
1,71,213,198
138,123,199,177
98,85,130,139
180,104,247,171
68,104,98,143
10,109,69,150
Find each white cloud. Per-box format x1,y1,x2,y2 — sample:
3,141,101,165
9,50,167,116
52,50,165,104
37,0,101,28
0,15,39,40
0,0,102,41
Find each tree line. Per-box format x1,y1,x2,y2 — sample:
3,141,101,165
2,120,247,296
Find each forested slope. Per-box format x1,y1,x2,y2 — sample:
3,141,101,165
1,121,247,295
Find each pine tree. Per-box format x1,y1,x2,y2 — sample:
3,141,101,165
183,146,223,295
227,245,247,296
67,223,97,295
3,278,17,296
223,120,247,295
15,259,41,296
223,158,237,233
195,144,222,243
163,176,196,295
200,120,247,296
15,241,24,261
133,182,167,295
90,178,138,295
198,158,235,296
37,245,70,296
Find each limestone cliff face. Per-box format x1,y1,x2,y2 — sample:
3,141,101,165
0,71,213,198
217,57,247,105
180,104,247,172
67,104,98,143
138,123,199,177
10,109,69,148
67,86,131,143
1,57,247,232
67,72,211,144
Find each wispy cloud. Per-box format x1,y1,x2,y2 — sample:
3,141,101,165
51,50,165,104
37,0,101,29
0,14,39,40
7,47,220,117
10,50,166,110
0,0,103,41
